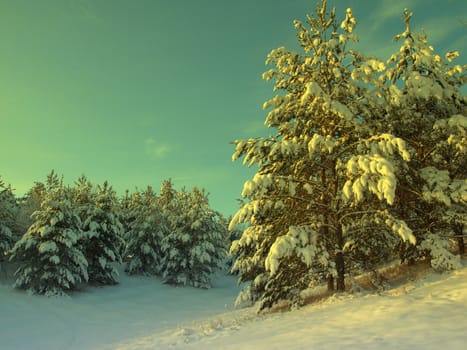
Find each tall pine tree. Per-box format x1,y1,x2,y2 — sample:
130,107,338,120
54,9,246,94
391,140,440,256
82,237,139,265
230,1,416,309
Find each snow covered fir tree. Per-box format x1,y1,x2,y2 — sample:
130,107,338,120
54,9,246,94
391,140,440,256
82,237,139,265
122,180,229,287
79,180,125,285
14,181,47,237
0,178,17,259
124,186,168,275
229,0,465,310
3,171,229,294
9,172,88,296
160,186,228,288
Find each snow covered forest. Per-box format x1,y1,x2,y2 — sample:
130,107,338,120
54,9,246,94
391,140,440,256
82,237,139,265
1,172,229,295
0,0,466,348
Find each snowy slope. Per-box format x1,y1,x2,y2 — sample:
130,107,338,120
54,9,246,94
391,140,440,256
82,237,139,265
108,265,467,350
1,265,466,350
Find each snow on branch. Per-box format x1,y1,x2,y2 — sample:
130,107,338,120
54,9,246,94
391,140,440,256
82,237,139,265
351,59,386,84
343,154,397,205
300,82,353,123
419,233,462,271
308,133,337,155
382,213,416,245
340,8,357,33
265,225,327,275
341,134,410,205
433,114,467,154
420,167,467,206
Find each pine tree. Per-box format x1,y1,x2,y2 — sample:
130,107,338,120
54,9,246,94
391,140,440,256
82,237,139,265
72,175,94,215
160,188,195,286
71,174,94,238
381,9,466,269
224,214,244,273
0,178,16,258
81,181,124,285
125,186,168,275
157,178,177,213
119,189,135,258
230,0,416,309
187,188,228,285
15,181,46,236
160,187,227,288
9,172,88,296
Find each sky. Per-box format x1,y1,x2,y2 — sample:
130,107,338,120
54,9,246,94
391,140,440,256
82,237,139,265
0,0,465,216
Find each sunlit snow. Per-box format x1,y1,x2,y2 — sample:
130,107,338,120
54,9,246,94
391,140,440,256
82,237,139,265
1,264,466,349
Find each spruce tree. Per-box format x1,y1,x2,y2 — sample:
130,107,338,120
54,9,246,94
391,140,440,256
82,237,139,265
230,0,416,309
9,172,88,296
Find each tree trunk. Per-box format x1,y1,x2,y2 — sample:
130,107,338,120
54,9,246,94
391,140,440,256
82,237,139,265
327,274,334,291
335,224,345,291
458,236,465,256
454,224,465,256
335,252,345,291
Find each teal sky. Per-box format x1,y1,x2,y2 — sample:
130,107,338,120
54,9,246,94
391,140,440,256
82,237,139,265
1,0,465,215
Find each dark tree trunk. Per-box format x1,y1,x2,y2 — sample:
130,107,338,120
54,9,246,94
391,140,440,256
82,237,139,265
458,236,465,256
327,274,334,291
335,252,345,291
335,224,345,291
454,224,465,256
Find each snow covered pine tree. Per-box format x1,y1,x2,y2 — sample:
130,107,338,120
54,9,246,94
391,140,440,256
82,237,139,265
81,181,124,285
230,0,416,310
9,172,88,296
381,9,466,270
15,181,46,236
160,187,227,288
124,186,168,275
0,178,16,258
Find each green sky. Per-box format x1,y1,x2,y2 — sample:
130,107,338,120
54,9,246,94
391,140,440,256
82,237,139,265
0,0,465,215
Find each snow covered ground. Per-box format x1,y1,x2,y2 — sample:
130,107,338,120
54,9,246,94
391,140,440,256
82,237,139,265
1,264,466,350
0,269,240,350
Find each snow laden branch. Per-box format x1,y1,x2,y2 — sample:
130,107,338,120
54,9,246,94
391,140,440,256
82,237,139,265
264,225,331,276
341,134,410,205
433,114,467,159
300,82,354,125
380,212,416,245
419,233,462,271
420,167,467,206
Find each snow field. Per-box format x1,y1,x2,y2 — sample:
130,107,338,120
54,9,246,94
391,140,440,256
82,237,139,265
1,264,466,349
0,270,240,350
